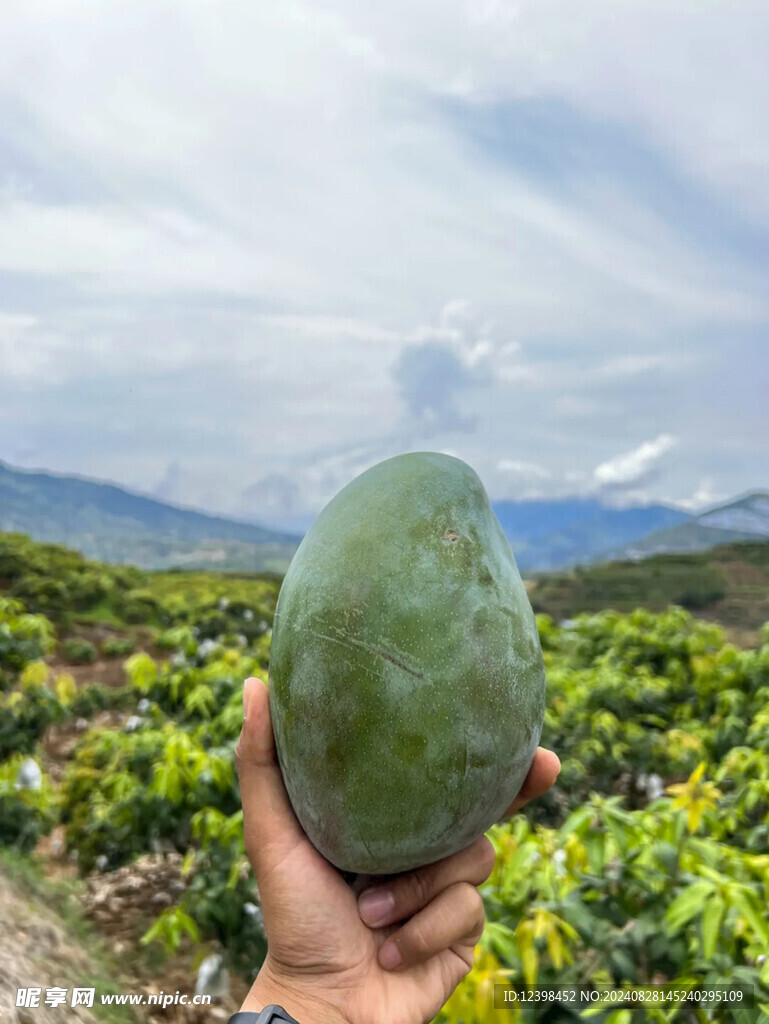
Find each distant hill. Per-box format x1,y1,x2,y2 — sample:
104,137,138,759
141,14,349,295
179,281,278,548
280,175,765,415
598,492,769,563
0,461,300,572
3,458,766,577
528,537,769,641
492,497,691,572
698,492,769,535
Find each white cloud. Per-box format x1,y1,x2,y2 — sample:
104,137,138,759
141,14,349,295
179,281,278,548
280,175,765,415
0,313,71,383
328,0,769,221
497,458,552,480
594,353,688,379
593,434,679,487
553,396,597,418
0,1,764,333
0,1,765,514
666,477,726,513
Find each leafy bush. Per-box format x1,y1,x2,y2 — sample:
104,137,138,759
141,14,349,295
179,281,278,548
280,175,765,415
0,596,55,683
68,570,116,611
70,682,134,719
532,608,769,823
0,662,68,759
100,637,135,658
116,588,162,624
11,572,70,616
62,723,239,872
124,649,259,725
154,625,197,653
64,638,98,664
676,584,726,610
41,587,769,1010
439,779,769,1022
142,808,267,978
0,755,59,852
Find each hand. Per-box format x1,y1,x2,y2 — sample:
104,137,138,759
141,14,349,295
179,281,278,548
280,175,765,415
236,676,560,1024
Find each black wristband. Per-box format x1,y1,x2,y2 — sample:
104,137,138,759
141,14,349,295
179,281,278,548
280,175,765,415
227,1007,301,1024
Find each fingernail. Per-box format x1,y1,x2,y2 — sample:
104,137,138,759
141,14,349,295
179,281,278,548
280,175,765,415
358,888,395,926
379,941,402,970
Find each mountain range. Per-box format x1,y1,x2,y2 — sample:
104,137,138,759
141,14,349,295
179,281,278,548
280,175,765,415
0,460,767,574
491,497,689,571
0,461,300,573
597,492,769,562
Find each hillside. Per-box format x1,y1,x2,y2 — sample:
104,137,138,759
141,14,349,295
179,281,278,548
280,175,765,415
3,458,767,578
494,497,691,571
2,549,768,1019
528,537,769,642
2,460,694,575
597,491,769,563
0,462,299,573
1,529,768,1018
4,527,768,642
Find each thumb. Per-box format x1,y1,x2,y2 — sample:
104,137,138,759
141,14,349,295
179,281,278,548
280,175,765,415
235,676,305,880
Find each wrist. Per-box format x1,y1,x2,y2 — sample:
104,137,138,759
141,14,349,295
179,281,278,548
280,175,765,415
242,960,350,1024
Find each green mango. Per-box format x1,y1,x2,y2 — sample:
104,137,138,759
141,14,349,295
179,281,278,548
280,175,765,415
268,451,546,874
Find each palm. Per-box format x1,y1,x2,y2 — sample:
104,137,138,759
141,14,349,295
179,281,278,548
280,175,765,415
261,836,469,1024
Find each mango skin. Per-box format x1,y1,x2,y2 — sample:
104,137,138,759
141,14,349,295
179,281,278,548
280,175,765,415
268,452,546,875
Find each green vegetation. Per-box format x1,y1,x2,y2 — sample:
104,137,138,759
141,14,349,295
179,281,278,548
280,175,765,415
0,595,55,684
0,530,281,632
0,662,69,759
446,789,768,1024
0,754,59,851
0,532,767,1019
440,609,769,1023
100,637,136,658
0,531,147,627
64,637,98,663
529,539,769,635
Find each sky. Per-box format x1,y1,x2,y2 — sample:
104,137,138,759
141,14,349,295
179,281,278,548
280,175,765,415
1,0,767,527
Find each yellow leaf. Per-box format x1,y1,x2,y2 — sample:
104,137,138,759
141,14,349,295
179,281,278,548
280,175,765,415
515,920,539,987
690,762,707,785
546,925,564,969
666,783,688,798
20,660,49,690
533,909,549,940
55,672,77,704
687,800,704,833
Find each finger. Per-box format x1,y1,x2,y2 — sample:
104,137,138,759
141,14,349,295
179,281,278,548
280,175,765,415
377,882,485,971
235,677,305,880
498,747,561,820
358,835,495,928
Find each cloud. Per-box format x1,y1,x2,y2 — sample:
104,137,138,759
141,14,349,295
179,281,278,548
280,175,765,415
392,342,483,434
593,434,679,488
1,3,764,333
240,473,304,518
332,1,769,222
593,353,687,379
497,458,552,480
0,2,766,516
153,460,185,503
663,477,726,513
299,443,401,507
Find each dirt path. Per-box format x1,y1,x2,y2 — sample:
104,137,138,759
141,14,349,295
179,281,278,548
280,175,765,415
0,868,103,1024
1,854,245,1024
55,659,130,689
